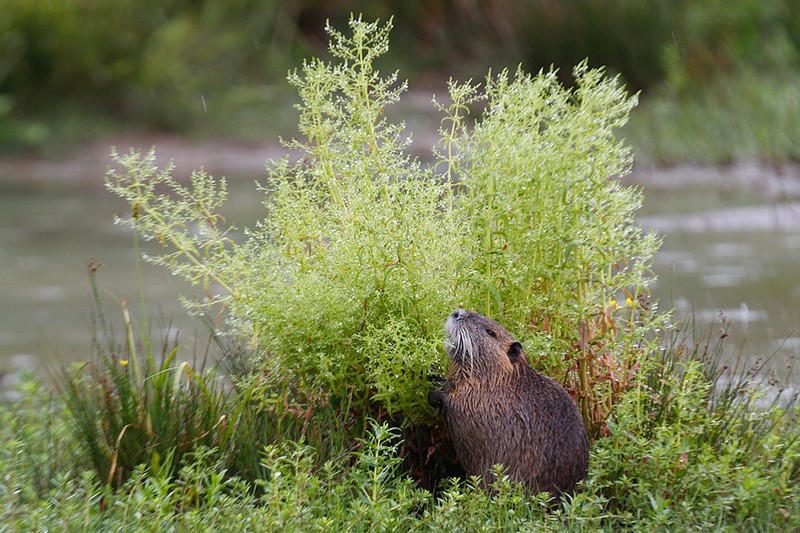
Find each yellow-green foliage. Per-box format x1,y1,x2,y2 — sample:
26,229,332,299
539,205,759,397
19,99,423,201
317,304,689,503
226,19,464,421
106,17,662,426
442,63,662,359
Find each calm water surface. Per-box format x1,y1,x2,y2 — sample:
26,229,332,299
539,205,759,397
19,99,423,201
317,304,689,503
640,179,800,380
0,179,263,388
2,167,799,389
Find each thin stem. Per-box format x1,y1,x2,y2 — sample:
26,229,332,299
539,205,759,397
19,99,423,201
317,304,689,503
133,229,150,358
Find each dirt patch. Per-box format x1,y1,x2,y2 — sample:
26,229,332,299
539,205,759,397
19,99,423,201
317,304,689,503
627,161,800,200
4,133,800,198
0,135,285,188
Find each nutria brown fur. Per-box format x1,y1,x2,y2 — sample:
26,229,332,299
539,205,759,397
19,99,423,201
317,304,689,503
428,309,588,494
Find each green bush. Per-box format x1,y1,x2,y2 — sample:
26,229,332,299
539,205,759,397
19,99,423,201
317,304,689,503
629,69,800,164
440,64,665,433
106,17,661,436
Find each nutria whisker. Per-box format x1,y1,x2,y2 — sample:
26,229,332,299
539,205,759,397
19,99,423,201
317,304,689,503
449,322,476,380
460,328,475,379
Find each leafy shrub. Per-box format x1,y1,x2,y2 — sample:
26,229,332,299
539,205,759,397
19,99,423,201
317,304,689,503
106,17,662,437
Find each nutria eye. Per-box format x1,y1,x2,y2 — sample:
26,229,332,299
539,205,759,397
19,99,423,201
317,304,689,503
486,329,497,338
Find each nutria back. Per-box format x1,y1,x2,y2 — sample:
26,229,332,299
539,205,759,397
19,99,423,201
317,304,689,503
428,309,588,494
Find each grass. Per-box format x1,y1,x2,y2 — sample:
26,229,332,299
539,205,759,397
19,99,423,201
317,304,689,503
628,70,800,165
45,260,384,494
54,262,239,488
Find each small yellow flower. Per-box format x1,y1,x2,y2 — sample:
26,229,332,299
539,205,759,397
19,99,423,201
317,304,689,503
119,359,129,367
609,299,619,309
625,297,634,306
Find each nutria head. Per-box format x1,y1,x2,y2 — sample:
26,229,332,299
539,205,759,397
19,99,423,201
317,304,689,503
444,309,525,381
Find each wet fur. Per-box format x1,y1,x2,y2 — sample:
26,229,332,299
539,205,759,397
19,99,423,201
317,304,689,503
429,310,589,494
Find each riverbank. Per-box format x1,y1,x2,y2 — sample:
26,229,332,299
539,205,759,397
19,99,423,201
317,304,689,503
3,139,799,533
5,133,800,194
0,135,284,188
3,92,800,533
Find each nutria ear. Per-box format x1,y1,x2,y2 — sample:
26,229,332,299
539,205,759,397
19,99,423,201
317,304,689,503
507,342,524,362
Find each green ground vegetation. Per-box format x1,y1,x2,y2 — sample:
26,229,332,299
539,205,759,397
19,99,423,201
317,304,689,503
2,16,800,531
2,294,798,530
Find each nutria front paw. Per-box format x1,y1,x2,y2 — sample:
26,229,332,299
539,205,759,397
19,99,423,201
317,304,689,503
428,389,445,409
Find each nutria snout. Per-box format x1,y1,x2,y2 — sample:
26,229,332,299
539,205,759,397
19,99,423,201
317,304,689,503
429,309,589,494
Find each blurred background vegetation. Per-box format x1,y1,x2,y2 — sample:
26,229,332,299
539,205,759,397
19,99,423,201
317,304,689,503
2,0,800,163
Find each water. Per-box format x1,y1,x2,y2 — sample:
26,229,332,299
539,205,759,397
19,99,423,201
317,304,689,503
2,160,799,388
0,177,264,389
637,168,800,379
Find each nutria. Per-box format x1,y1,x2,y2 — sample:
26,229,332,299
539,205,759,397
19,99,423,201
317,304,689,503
428,309,588,494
